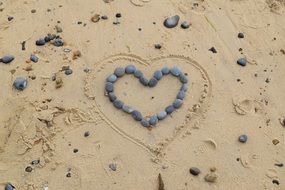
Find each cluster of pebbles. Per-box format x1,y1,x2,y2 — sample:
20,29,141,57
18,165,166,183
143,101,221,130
36,33,64,47
105,65,188,128
163,15,190,29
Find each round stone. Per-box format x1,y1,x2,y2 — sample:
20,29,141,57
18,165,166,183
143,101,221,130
153,70,163,80
170,66,181,76
36,38,46,46
238,32,244,38
181,21,190,29
134,70,143,78
0,55,15,64
180,83,188,92
114,67,125,77
177,90,186,100
125,65,136,74
161,67,170,75
237,58,247,66
189,167,200,176
238,135,248,143
163,15,180,28
53,38,64,47
108,92,117,102
84,131,90,137
13,77,27,91
173,99,183,108
154,44,162,49
141,119,150,128
30,54,39,63
64,69,73,75
106,74,117,83
5,183,15,190
122,105,134,114
131,110,143,121
113,99,124,109
148,77,158,87
105,82,114,92
139,76,149,86
165,105,175,114
25,166,33,172
179,73,188,83
157,111,167,120
149,115,158,125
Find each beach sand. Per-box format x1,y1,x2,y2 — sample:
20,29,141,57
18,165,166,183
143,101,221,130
0,0,285,189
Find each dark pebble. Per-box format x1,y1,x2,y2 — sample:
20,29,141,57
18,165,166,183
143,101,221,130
177,90,186,100
5,183,15,190
141,119,150,127
31,160,40,165
237,58,247,66
13,77,27,90
73,148,78,153
45,34,56,42
0,55,15,64
101,15,108,20
238,135,247,143
36,38,46,46
161,67,170,75
272,179,279,185
181,21,190,29
106,74,117,83
157,111,167,120
31,9,36,13
154,70,163,80
64,69,73,75
114,67,125,77
134,70,143,78
30,54,39,63
180,83,188,92
149,115,158,125
238,33,244,38
84,131,90,137
108,92,117,102
275,163,284,167
25,166,33,172
66,172,71,177
53,38,64,46
139,76,149,86
179,73,188,83
189,167,200,176
125,64,136,74
115,13,121,18
113,99,124,109
131,110,143,121
165,105,175,114
173,99,183,108
170,66,181,76
155,44,162,49
209,47,217,53
163,15,180,28
148,77,158,87
8,16,14,21
109,163,117,171
105,82,114,92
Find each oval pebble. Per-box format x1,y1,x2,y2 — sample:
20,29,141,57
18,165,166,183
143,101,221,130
0,55,15,64
141,119,150,128
114,67,125,77
177,90,186,100
125,65,136,74
53,38,64,47
173,99,183,108
189,167,200,176
134,70,143,78
108,92,117,102
157,111,167,120
109,163,117,171
64,69,73,75
149,115,158,125
36,38,46,46
139,76,149,86
163,15,180,28
180,83,188,92
161,67,170,75
105,82,114,92
122,105,134,114
106,74,117,83
148,77,158,87
179,73,188,83
170,66,181,76
238,135,248,143
181,21,190,29
165,105,175,114
113,99,124,109
13,77,27,90
131,110,143,121
5,183,15,190
30,54,38,63
153,70,163,80
237,58,247,66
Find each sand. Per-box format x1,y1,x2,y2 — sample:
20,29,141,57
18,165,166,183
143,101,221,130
0,0,285,189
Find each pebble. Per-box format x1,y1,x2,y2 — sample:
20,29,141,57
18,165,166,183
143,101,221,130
149,115,158,125
141,119,150,128
5,183,15,190
108,92,117,102
134,70,143,78
165,105,175,114
148,77,158,87
31,160,40,165
272,179,280,185
177,90,186,100
237,58,247,66
8,16,14,21
105,82,114,92
179,73,188,83
181,21,190,29
209,47,217,53
154,70,163,80
173,99,183,108
238,134,248,143
55,25,63,33
113,99,124,109
66,172,71,177
73,148,79,153
45,34,56,42
238,32,244,38
114,67,125,77
36,38,46,46
131,110,143,121
122,105,134,114
109,163,117,171
125,64,136,74
189,167,200,176
170,66,181,76
13,77,27,90
30,54,39,63
53,38,64,47
84,131,90,137
31,9,36,13
204,173,217,183
64,69,73,75
163,15,180,28
101,15,108,20
161,67,170,75
25,166,33,172
91,14,100,23
155,44,162,49
139,76,149,86
0,55,14,64
180,83,188,92
157,111,167,120
106,74,117,83
115,13,121,18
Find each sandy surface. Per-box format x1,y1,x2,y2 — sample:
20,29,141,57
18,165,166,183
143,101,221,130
0,0,285,189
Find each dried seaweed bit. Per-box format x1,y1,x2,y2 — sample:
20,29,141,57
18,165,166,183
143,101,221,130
158,173,165,190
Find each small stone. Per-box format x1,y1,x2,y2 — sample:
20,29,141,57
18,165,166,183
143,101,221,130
91,14,100,23
181,21,190,29
36,38,45,46
131,110,143,121
8,16,14,21
238,135,248,143
161,67,170,75
148,77,158,87
272,139,279,145
53,38,64,47
30,54,39,63
238,32,244,38
157,111,167,120
155,44,162,49
154,70,163,80
45,34,56,42
72,50,81,59
163,15,180,28
139,76,149,86
0,55,14,64
165,105,175,114
66,172,71,177
125,64,136,74
108,92,117,102
134,70,143,78
177,90,186,100
272,179,280,185
122,105,134,114
149,115,158,125
73,148,78,153
114,67,125,77
106,74,117,83
55,25,63,33
13,77,27,90
173,99,183,108
204,173,218,183
179,73,188,83
237,58,247,66
31,160,40,165
180,83,188,92
5,183,15,190
105,82,114,92
210,167,217,172
170,66,181,76
31,9,36,13
101,15,108,20
115,13,121,18
64,69,73,75
209,47,217,53
25,166,33,172
113,99,124,109
109,163,117,171
275,163,283,167
84,131,90,137
141,119,150,128
189,167,200,176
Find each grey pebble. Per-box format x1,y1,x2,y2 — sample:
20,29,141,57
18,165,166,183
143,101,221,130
181,21,190,29
0,55,15,64
177,90,186,100
165,105,175,114
139,76,149,86
53,38,64,47
113,99,124,109
45,34,56,42
64,69,73,75
134,70,143,78
237,58,247,66
31,160,40,165
153,70,163,80
141,119,150,128
131,110,143,121
108,92,117,102
149,115,158,125
30,54,39,63
101,15,108,20
148,77,158,87
179,73,188,83
5,183,15,190
238,135,248,143
161,67,170,75
173,99,183,108
105,82,114,92
36,38,46,46
125,64,136,74
114,67,125,77
122,105,134,114
180,83,188,92
106,74,117,83
189,167,200,176
170,66,181,76
157,111,167,120
13,77,27,91
163,15,180,28
109,163,117,171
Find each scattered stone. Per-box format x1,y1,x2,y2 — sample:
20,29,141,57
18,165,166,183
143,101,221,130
204,173,217,183
101,15,108,20
72,50,81,59
170,66,181,76
189,167,201,176
238,135,248,143
108,92,117,102
209,47,217,53
91,14,100,23
161,67,170,75
105,82,114,92
158,173,165,190
173,99,183,108
237,58,247,66
106,74,117,83
165,105,175,114
181,21,190,29
148,77,158,87
272,179,279,185
179,73,188,83
139,76,149,86
154,70,163,80
13,77,27,90
66,172,71,177
21,41,26,50
210,167,217,172
275,163,283,167
0,55,14,64
141,119,150,128
238,32,244,38
177,90,186,100
45,34,56,42
31,160,40,165
134,70,143,78
131,110,143,121
180,83,188,92
5,183,15,190
55,76,63,88
116,13,121,18
63,48,72,53
77,21,82,25
55,25,63,33
109,163,117,171
155,44,162,49
157,111,167,120
30,54,39,63
25,166,33,172
272,139,279,145
163,15,180,28
122,105,134,114
64,69,73,75
53,38,64,47
114,67,125,77
125,64,136,74
36,38,46,46
149,115,158,125
113,99,124,109
31,9,36,13
8,16,14,21
73,148,78,153
84,131,90,137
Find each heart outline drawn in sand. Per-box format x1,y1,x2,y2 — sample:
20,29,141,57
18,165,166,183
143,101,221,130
84,54,212,157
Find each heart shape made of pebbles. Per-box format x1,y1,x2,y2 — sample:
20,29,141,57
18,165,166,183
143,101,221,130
105,65,188,128
85,54,212,155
